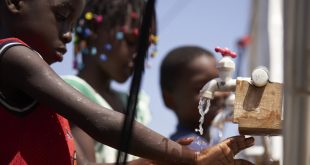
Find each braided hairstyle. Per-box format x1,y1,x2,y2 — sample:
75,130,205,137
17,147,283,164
73,0,157,70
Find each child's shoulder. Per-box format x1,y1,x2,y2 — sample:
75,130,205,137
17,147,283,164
0,37,50,99
0,38,30,58
0,38,42,63
0,38,44,110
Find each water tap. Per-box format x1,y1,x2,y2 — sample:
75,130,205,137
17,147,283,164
200,47,237,99
200,47,270,100
197,47,271,138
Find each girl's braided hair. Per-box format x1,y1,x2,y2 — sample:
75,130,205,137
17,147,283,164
73,0,157,70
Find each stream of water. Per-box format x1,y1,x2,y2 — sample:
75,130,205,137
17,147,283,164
195,97,211,135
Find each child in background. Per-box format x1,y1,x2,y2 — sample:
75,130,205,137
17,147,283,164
0,0,255,164
62,0,153,163
160,46,229,151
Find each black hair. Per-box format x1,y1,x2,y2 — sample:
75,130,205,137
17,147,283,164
74,0,145,46
160,46,214,93
72,0,150,70
83,0,144,29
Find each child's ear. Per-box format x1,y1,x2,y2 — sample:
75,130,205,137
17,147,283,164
162,90,175,110
5,0,23,13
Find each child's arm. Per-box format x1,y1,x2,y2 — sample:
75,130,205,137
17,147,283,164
0,46,254,165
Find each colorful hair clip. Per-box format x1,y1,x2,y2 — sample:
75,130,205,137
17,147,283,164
95,15,103,23
150,34,158,44
74,35,79,44
73,58,78,69
132,28,139,36
103,43,112,51
148,34,159,59
85,12,93,20
91,47,97,56
116,32,124,40
150,50,158,58
76,26,83,34
84,28,92,37
79,19,85,26
99,54,108,61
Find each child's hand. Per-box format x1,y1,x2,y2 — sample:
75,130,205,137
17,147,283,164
195,135,255,165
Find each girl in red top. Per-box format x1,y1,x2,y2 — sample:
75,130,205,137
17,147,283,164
0,0,254,164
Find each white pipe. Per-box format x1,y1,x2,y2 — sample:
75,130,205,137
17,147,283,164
267,0,284,163
200,78,236,99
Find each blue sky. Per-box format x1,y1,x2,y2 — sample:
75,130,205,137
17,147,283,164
52,0,251,137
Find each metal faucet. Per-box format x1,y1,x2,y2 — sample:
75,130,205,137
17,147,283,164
200,47,237,99
200,47,270,99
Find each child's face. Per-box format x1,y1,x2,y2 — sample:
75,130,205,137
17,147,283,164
94,27,156,83
94,28,138,83
170,55,228,128
7,0,85,64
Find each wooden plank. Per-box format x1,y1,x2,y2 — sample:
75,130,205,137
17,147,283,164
233,80,283,135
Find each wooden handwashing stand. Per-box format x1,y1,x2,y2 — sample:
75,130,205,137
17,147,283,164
233,80,283,135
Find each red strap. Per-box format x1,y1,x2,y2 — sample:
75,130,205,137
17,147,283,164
0,38,29,46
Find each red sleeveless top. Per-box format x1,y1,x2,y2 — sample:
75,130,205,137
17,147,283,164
0,38,76,165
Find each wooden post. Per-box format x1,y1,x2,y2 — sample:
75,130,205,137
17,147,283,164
233,79,282,135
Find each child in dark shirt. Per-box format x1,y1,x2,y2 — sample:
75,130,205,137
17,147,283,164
160,46,230,150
